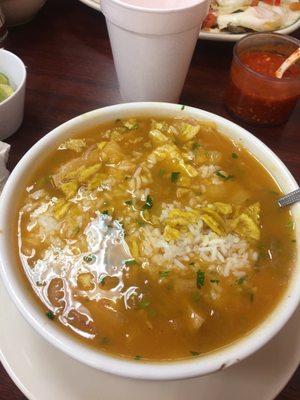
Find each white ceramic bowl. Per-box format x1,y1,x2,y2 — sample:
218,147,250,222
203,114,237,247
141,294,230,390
0,49,26,140
0,0,47,26
0,103,299,380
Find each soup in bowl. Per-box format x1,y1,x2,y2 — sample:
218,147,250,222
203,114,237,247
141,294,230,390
0,102,299,380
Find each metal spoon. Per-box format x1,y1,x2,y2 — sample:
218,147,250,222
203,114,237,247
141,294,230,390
278,188,300,208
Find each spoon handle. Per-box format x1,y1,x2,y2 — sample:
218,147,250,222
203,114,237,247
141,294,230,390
278,188,300,208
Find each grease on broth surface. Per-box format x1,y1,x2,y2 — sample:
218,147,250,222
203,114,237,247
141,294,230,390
17,117,295,361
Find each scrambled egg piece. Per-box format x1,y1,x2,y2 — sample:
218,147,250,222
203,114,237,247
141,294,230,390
200,214,224,236
177,122,200,143
148,144,198,177
53,199,70,220
77,164,102,184
163,225,180,241
149,129,169,145
167,209,199,226
59,139,86,153
60,181,78,199
233,213,260,241
123,118,139,130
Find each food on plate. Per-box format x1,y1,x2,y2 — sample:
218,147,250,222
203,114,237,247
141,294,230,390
226,35,300,125
17,116,295,360
0,72,14,103
202,0,300,34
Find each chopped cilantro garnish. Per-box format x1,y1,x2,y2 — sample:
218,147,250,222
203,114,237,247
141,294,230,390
46,311,55,320
125,259,137,266
134,355,142,360
192,143,201,151
159,270,171,278
196,270,205,288
232,152,238,159
83,254,96,263
124,200,133,205
99,275,106,285
190,351,200,356
171,172,180,183
210,279,220,284
139,298,150,309
102,210,109,215
143,195,153,210
159,168,165,177
236,276,246,285
181,105,185,110
215,170,234,181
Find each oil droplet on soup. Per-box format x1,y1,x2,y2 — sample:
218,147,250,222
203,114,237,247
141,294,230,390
17,117,295,360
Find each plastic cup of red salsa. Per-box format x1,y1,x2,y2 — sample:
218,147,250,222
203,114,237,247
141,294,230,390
225,33,300,126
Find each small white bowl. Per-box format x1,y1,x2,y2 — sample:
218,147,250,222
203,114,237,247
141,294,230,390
0,49,26,140
0,103,299,380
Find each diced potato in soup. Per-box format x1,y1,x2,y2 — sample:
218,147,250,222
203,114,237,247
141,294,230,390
17,116,295,361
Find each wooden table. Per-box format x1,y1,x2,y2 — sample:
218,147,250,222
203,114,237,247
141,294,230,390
0,0,299,398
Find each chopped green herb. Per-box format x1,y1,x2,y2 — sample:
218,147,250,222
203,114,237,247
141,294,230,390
236,276,246,285
134,355,142,360
192,291,201,302
143,195,153,210
210,279,220,284
99,275,106,285
102,210,109,215
192,143,201,151
83,254,96,263
139,298,150,309
124,200,133,205
232,152,238,159
171,172,180,183
100,336,110,344
190,351,200,356
181,105,185,110
125,259,137,266
159,270,171,278
124,120,139,130
215,170,234,181
46,311,55,320
159,168,165,177
196,270,205,288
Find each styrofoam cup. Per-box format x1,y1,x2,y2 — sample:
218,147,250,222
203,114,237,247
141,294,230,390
101,0,210,103
0,49,26,140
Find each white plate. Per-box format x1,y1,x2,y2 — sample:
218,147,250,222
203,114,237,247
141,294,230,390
78,0,300,41
0,274,299,400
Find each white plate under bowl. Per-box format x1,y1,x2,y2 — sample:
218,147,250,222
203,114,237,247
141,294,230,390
78,0,300,41
0,274,299,400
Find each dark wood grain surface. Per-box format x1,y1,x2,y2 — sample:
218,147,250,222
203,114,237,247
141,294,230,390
0,0,299,398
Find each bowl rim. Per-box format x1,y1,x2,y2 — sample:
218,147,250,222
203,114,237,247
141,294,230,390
0,49,27,107
0,102,299,381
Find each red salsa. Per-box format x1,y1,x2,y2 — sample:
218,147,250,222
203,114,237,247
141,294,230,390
226,50,300,126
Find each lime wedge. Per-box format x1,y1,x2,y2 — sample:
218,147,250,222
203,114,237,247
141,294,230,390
0,84,14,103
0,73,9,85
